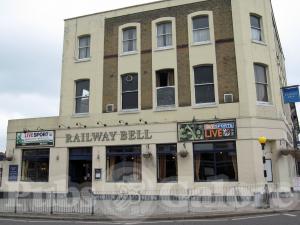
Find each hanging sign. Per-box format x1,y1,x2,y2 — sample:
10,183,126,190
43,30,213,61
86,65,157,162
178,120,236,142
16,131,55,147
8,165,18,182
282,86,300,104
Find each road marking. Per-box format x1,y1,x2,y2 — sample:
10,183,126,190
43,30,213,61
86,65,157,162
231,214,278,221
283,213,297,217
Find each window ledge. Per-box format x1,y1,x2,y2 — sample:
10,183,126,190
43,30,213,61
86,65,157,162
120,51,138,57
72,113,90,118
118,109,140,114
154,106,177,112
191,41,212,47
252,40,267,46
256,102,274,107
192,103,217,109
75,58,91,63
154,46,174,52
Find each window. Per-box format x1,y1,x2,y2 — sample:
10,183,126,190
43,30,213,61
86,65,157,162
121,74,138,110
21,149,50,182
250,15,262,42
194,65,215,104
157,22,172,48
157,144,177,183
123,28,137,53
194,142,238,182
75,80,90,114
106,146,141,183
156,69,175,107
78,35,90,59
192,16,210,43
254,64,269,102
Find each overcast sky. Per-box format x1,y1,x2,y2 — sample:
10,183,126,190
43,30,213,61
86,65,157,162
0,0,299,151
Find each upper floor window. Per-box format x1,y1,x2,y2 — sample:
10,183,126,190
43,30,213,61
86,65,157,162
123,27,137,53
78,35,90,59
121,74,138,110
192,16,210,43
250,15,263,42
157,22,172,48
254,64,269,103
75,79,90,114
156,69,175,107
194,65,215,104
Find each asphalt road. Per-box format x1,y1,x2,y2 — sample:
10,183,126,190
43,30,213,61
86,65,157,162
0,212,299,225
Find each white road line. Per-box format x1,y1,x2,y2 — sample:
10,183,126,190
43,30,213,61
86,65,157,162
231,214,279,221
283,213,297,217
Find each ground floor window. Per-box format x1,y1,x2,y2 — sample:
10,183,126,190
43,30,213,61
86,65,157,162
297,161,300,176
21,149,50,182
106,145,141,183
194,141,238,182
157,144,178,183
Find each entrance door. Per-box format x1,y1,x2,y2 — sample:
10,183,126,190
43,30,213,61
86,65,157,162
69,148,92,191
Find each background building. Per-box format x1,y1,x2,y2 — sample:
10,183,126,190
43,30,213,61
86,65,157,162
0,0,298,194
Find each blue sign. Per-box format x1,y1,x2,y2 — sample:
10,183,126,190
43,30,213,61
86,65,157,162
282,86,300,104
8,165,18,182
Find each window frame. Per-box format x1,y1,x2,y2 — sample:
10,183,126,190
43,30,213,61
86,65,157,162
192,15,211,44
193,65,216,106
122,27,137,54
77,35,91,60
121,73,139,112
250,14,264,43
156,21,173,49
74,79,90,115
254,63,271,104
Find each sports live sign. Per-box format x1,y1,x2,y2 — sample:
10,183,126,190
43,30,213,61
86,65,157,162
178,120,236,142
16,131,55,147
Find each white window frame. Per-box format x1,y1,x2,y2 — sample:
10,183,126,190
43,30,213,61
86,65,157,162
254,63,272,105
74,79,90,115
77,35,91,60
152,17,176,51
192,15,210,44
121,73,139,112
250,14,264,43
156,22,173,48
122,27,137,54
119,23,140,56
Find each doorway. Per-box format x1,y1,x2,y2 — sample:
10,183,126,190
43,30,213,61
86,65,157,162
69,147,92,191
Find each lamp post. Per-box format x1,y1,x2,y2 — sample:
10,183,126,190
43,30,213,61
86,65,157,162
258,136,270,208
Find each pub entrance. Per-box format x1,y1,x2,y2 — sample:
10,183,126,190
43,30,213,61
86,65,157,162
68,147,92,191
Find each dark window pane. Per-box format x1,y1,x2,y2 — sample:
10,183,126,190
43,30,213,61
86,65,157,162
254,65,267,83
256,84,269,102
250,15,261,28
79,36,90,47
157,144,177,183
193,16,209,29
156,70,174,87
195,84,215,104
194,66,214,84
75,97,89,114
122,92,138,110
122,74,138,91
76,80,90,97
157,87,175,106
194,143,214,152
215,151,237,181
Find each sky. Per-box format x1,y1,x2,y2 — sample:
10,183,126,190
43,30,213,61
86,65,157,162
0,0,299,151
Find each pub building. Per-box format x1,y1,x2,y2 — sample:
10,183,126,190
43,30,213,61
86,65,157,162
0,0,299,195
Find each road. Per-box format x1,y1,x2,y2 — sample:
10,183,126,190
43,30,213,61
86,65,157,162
0,212,299,225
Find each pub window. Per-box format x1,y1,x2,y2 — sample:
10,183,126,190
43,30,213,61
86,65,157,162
192,15,210,43
157,144,178,183
75,79,90,114
106,146,141,183
254,64,269,103
78,35,91,59
250,14,263,42
194,65,215,104
21,149,50,182
156,69,175,107
123,27,137,53
194,142,238,182
157,22,172,48
121,74,138,110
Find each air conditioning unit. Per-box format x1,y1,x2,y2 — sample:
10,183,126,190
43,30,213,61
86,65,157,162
224,94,234,103
106,104,114,113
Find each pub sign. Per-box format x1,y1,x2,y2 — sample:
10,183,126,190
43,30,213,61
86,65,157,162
16,131,55,147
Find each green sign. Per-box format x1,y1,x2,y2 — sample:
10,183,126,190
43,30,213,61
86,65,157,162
178,120,236,142
16,131,55,147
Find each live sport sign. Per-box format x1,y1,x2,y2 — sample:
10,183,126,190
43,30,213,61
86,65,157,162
16,131,55,147
178,120,236,142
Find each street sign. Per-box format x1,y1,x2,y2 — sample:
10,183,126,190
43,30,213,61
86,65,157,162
282,86,300,104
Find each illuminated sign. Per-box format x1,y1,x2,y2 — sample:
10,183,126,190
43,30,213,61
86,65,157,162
16,131,55,147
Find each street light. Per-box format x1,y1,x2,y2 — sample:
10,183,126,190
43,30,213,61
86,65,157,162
258,136,270,208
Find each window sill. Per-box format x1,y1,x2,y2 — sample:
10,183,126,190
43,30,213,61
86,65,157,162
252,40,267,46
191,41,212,47
256,102,274,107
120,51,138,57
118,109,140,114
192,103,217,109
154,46,174,52
154,106,177,112
72,113,90,118
75,58,91,63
